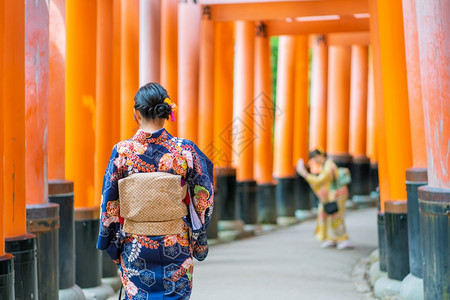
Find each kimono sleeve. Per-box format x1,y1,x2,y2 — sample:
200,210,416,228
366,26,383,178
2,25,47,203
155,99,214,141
97,145,123,264
185,142,214,261
305,160,334,190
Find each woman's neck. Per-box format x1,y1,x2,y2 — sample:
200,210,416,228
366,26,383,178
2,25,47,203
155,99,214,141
139,120,165,133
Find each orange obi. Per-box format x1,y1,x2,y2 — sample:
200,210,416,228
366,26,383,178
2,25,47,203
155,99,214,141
118,172,188,236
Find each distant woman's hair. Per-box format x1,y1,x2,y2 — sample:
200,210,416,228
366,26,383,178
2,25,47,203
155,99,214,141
309,148,327,159
134,82,172,120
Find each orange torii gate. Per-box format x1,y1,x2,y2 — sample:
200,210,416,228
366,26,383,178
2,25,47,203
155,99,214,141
199,0,373,227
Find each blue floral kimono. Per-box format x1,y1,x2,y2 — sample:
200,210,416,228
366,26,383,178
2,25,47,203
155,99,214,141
97,128,214,299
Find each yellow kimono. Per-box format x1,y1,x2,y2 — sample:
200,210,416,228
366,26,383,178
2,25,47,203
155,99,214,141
305,159,349,242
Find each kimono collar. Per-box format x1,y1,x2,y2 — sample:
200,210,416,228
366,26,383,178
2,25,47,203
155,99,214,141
132,128,167,144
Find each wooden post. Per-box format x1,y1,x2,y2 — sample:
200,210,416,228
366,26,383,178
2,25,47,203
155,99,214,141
3,1,38,297
416,0,450,297
66,0,97,208
198,6,214,153
366,51,379,193
326,46,352,173
49,0,66,180
293,35,311,212
139,0,160,86
160,0,178,136
25,0,49,205
273,36,296,224
376,0,412,203
111,0,121,143
234,21,257,224
254,22,276,224
349,45,371,202
178,1,201,143
400,0,428,291
369,0,390,274
309,35,328,151
120,0,139,140
375,0,413,288
95,0,114,206
213,22,239,229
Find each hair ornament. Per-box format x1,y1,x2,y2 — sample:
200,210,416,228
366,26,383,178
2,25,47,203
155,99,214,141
164,97,177,121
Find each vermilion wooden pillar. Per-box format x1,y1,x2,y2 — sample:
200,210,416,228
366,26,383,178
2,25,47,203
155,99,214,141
0,7,15,291
254,22,276,224
178,1,201,143
66,0,97,208
326,46,352,175
3,1,38,297
0,0,4,257
160,0,178,136
198,6,214,153
95,0,114,205
139,0,160,86
0,5,13,298
376,0,412,203
293,35,311,213
374,0,413,290
369,0,390,209
366,51,379,193
293,35,309,173
273,36,296,224
198,6,217,239
309,35,328,151
369,0,390,275
213,22,238,229
25,3,62,298
49,0,66,180
67,1,109,294
111,0,121,143
25,0,49,205
349,45,371,202
120,0,139,139
415,0,450,297
234,21,257,225
213,22,234,170
400,0,428,292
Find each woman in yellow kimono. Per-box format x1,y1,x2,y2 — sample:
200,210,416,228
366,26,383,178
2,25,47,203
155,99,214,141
297,149,353,250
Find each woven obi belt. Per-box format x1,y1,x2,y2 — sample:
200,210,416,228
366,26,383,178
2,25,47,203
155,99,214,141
118,172,188,236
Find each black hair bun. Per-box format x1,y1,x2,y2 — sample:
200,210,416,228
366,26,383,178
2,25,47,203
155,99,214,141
152,102,172,119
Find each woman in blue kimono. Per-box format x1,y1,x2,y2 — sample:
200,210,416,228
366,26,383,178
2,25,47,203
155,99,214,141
97,82,214,299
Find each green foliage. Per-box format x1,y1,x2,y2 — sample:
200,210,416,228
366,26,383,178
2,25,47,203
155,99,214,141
270,36,278,107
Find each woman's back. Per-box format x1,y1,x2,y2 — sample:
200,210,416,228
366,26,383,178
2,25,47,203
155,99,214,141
97,82,214,300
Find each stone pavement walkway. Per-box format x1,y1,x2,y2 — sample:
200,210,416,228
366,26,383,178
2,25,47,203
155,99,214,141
191,207,377,300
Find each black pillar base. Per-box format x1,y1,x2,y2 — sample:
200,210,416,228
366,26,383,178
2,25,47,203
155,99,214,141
257,183,277,224
237,180,258,224
351,156,371,197
296,175,311,210
377,212,387,272
385,201,410,281
102,253,119,278
26,203,60,300
405,168,427,279
215,168,237,221
418,186,450,299
0,253,15,299
275,177,296,218
48,180,77,290
370,162,379,192
206,190,219,239
329,153,354,198
75,208,102,289
5,233,38,299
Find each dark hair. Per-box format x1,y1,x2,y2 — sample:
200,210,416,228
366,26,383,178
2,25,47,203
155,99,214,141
134,82,172,120
309,148,326,159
